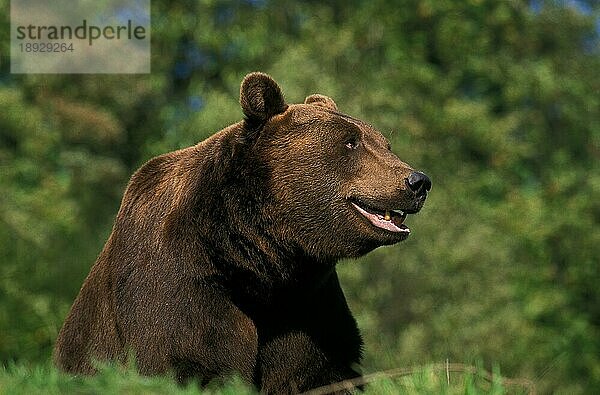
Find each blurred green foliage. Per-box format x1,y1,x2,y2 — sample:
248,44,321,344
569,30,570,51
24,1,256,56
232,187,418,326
0,0,599,393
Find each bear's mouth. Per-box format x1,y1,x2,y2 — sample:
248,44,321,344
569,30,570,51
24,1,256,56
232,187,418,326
350,201,410,234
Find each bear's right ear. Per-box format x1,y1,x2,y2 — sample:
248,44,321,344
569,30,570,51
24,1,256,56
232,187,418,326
240,72,288,122
304,94,338,111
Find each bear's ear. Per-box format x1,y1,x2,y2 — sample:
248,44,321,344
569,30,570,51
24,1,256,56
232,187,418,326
304,94,338,111
240,72,288,122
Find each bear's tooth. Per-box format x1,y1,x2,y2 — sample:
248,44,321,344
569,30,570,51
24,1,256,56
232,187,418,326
384,211,391,221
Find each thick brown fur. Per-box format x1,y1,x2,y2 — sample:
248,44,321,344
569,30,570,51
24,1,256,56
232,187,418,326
54,72,430,394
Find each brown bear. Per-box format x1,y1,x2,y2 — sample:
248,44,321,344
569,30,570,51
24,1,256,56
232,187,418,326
54,72,431,393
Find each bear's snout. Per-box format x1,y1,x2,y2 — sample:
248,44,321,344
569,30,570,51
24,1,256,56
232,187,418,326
406,171,431,198
402,171,431,214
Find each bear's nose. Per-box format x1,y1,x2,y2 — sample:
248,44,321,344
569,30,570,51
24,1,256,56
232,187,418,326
407,171,432,196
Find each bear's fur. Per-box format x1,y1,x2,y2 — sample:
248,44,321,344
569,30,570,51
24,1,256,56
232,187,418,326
54,72,430,393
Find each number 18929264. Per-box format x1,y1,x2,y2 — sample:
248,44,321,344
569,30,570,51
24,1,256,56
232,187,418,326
19,42,74,52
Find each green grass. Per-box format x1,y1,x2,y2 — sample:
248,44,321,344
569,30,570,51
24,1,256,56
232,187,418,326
0,362,533,394
359,364,532,395
0,362,252,395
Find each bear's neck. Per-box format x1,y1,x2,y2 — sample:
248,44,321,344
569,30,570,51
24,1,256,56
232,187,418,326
195,184,337,302
177,129,338,304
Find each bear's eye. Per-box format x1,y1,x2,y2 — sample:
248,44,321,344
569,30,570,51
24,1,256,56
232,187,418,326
344,138,359,150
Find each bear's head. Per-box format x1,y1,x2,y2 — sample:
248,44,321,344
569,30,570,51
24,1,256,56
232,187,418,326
239,72,431,260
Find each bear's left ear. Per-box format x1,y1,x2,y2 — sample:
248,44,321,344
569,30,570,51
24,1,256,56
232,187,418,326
304,94,338,111
240,72,288,122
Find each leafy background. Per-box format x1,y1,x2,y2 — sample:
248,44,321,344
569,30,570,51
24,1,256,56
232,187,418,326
0,0,598,393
